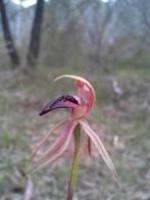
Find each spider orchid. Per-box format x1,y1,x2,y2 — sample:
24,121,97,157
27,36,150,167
31,75,118,200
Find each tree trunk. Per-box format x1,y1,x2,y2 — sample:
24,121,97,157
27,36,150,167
27,0,45,67
0,0,20,67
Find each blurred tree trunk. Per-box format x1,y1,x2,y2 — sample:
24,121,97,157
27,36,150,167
87,1,115,68
27,0,45,67
0,0,20,67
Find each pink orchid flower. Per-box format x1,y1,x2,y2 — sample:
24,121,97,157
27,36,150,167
31,75,118,200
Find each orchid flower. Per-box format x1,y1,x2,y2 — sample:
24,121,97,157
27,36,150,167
31,75,118,200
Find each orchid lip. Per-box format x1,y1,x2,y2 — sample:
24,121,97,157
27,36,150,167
39,95,79,116
39,106,69,116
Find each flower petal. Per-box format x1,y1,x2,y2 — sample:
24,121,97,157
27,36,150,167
55,75,95,112
31,120,67,159
87,136,92,156
32,121,77,171
80,120,118,182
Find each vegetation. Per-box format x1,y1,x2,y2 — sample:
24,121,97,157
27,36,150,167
0,0,150,199
0,66,150,199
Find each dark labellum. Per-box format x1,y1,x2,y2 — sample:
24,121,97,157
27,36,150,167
39,95,79,116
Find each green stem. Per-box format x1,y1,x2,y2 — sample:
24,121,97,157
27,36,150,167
67,124,81,200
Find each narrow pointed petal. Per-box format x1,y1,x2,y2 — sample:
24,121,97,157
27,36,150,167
55,75,96,111
39,95,79,116
33,121,74,165
31,120,67,159
32,121,77,171
87,136,92,156
80,120,119,182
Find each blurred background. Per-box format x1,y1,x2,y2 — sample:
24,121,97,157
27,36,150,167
0,0,150,199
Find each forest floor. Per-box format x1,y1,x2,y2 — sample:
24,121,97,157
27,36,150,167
0,66,150,200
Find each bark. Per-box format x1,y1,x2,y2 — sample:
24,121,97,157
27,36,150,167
27,0,45,67
0,0,20,67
